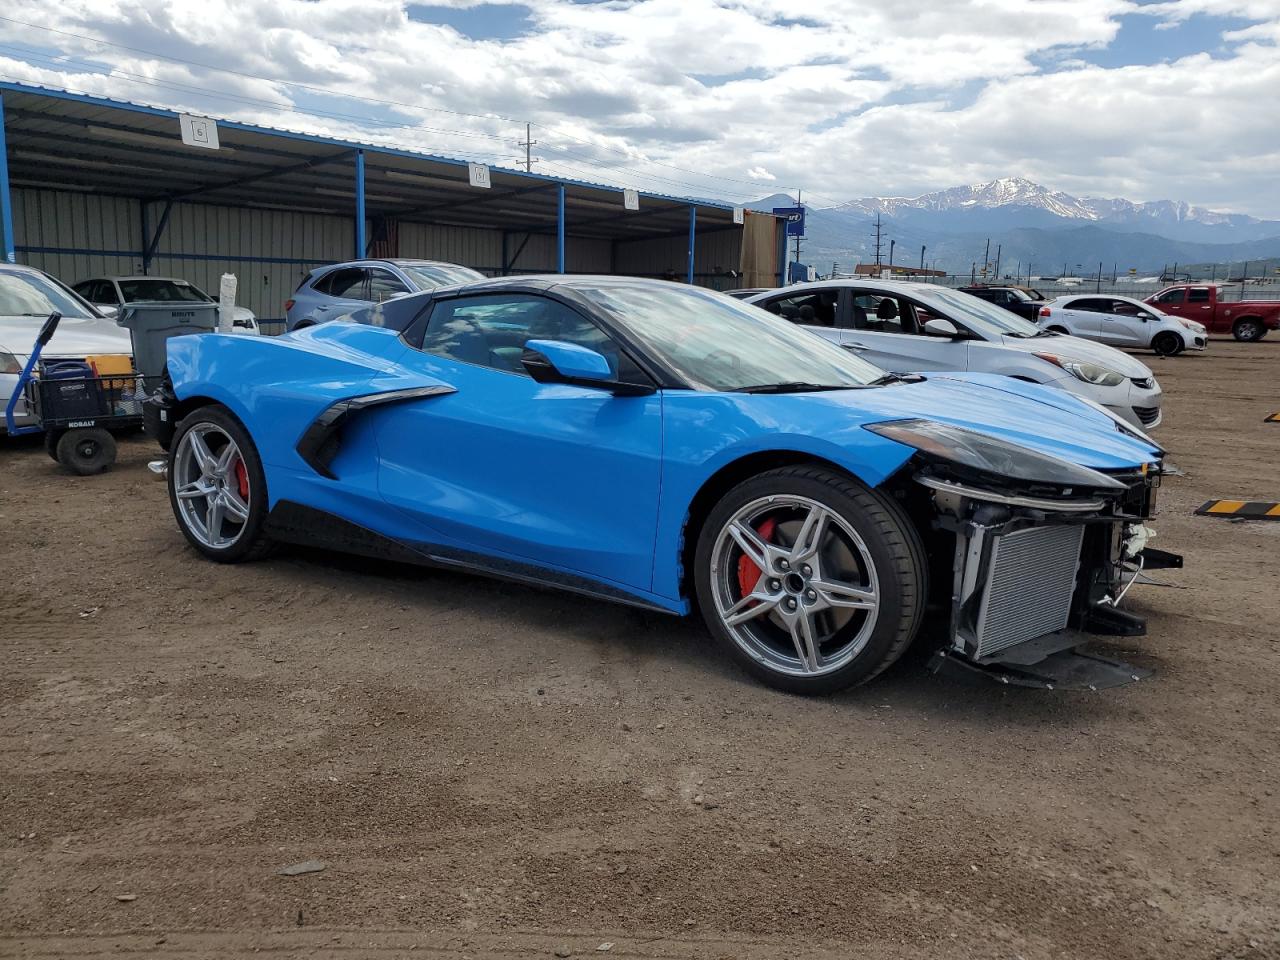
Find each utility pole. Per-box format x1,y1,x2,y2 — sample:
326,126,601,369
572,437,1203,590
889,239,895,275
1096,261,1103,293
873,213,884,271
994,244,1001,279
983,238,991,278
794,189,803,271
920,245,926,273
519,122,538,173
970,261,977,284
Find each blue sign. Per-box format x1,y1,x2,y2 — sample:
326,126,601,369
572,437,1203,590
772,205,806,238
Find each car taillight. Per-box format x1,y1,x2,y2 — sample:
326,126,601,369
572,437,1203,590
1039,306,1051,317
284,298,295,312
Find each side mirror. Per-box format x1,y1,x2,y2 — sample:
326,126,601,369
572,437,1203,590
521,339,654,396
923,318,961,338
97,304,119,320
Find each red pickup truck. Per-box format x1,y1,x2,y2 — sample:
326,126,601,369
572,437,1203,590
1145,284,1280,341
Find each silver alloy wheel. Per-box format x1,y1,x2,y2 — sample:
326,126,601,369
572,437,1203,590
710,495,880,677
172,423,251,549
1236,319,1262,341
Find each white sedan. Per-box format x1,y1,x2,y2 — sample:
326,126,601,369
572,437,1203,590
1035,294,1206,356
746,280,1165,430
1,265,134,432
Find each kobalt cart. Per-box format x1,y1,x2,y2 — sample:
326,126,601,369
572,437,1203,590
3,312,153,475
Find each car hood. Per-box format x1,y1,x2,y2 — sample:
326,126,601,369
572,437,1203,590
767,372,1160,470
0,314,134,359
997,332,1153,378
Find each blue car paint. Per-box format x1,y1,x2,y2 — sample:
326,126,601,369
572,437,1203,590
165,323,1160,615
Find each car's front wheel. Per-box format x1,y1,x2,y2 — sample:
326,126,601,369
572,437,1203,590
1152,331,1183,356
694,465,926,694
168,405,274,563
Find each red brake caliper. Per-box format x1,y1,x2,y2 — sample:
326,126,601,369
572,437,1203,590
234,458,249,501
736,517,777,598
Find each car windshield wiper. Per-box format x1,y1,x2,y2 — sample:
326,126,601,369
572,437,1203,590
736,381,853,394
869,372,925,386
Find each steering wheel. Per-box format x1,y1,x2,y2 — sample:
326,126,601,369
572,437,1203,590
703,349,740,370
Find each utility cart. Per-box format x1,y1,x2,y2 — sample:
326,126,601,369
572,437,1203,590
3,312,156,475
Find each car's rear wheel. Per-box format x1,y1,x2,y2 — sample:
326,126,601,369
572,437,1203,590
1152,331,1182,356
1048,325,1070,335
168,405,274,563
1233,317,1265,341
693,465,926,695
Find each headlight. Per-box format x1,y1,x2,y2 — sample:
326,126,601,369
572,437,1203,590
1034,353,1126,387
1175,317,1205,333
865,419,1127,490
0,351,20,375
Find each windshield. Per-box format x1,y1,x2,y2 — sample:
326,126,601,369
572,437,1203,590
575,283,885,391
399,263,486,288
916,287,1043,338
0,271,96,319
118,279,211,303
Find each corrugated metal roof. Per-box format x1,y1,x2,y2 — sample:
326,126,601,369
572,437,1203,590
0,81,748,241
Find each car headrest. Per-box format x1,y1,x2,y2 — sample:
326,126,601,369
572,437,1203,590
798,304,816,321
876,298,899,320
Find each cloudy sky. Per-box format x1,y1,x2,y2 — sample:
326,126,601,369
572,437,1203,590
2,0,1279,215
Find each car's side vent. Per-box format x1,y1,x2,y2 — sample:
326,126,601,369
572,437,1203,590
296,385,456,479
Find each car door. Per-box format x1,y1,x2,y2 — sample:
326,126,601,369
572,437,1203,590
371,291,663,593
1185,286,1215,327
1102,299,1150,347
752,288,844,346
310,267,370,323
1060,297,1109,341
1149,287,1187,320
844,290,970,373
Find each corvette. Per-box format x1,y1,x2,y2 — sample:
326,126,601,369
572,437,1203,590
151,276,1173,693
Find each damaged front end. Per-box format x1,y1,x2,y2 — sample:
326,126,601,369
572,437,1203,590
868,419,1180,690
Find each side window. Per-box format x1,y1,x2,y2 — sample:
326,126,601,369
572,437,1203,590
368,268,410,302
1070,298,1109,313
849,293,908,334
1187,287,1211,303
320,268,368,299
1154,288,1185,306
415,294,642,379
1110,299,1140,316
759,291,838,328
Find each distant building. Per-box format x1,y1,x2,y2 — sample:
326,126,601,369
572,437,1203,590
852,264,947,278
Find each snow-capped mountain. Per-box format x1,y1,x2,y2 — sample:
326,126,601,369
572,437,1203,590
833,177,1269,235
748,178,1280,274
839,177,1098,221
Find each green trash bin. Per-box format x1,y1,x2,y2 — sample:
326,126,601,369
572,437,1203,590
116,302,221,379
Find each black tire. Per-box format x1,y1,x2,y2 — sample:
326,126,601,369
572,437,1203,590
167,404,275,563
1233,317,1265,342
1152,332,1182,357
55,427,116,475
693,465,927,695
44,429,62,462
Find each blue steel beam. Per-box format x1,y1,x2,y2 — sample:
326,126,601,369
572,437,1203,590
0,93,15,263
143,199,175,272
687,205,696,284
355,149,366,259
557,184,565,275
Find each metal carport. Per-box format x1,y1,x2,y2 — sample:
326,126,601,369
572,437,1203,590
0,82,781,330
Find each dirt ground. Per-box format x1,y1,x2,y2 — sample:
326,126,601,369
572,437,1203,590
2,338,1279,960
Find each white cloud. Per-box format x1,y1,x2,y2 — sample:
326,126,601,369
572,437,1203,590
2,0,1279,215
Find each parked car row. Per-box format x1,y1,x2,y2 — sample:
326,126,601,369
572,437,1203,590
744,279,1165,429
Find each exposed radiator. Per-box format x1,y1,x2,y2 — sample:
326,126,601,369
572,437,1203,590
973,524,1085,659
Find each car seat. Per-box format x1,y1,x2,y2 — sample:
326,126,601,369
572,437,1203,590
847,304,869,330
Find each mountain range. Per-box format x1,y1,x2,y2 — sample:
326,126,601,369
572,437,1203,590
751,178,1280,276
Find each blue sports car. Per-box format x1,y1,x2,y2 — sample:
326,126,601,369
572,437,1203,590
150,277,1174,694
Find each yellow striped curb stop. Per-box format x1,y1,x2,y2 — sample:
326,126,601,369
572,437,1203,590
1195,499,1280,520
1266,412,1280,423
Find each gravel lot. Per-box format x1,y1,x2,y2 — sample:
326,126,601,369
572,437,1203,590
2,339,1278,960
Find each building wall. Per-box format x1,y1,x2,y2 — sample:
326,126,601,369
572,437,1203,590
613,227,744,289
12,188,748,331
